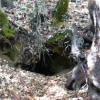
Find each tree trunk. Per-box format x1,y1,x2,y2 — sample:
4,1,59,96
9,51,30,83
87,0,100,99
66,0,100,99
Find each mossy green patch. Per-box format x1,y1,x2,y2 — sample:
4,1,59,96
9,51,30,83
47,28,72,44
53,0,69,22
0,10,8,27
2,26,15,38
0,10,15,38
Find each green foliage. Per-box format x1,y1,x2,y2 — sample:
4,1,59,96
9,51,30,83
2,26,15,38
53,0,69,22
0,10,15,38
0,10,8,27
47,29,72,44
48,33,65,44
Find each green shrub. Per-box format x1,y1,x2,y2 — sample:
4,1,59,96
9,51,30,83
0,10,8,27
53,0,69,22
2,26,15,38
47,29,72,44
0,10,15,38
47,33,65,44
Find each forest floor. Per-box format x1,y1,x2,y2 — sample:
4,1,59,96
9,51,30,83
0,1,90,100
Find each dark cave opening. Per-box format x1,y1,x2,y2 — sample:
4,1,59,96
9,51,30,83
20,51,56,76
20,51,77,76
